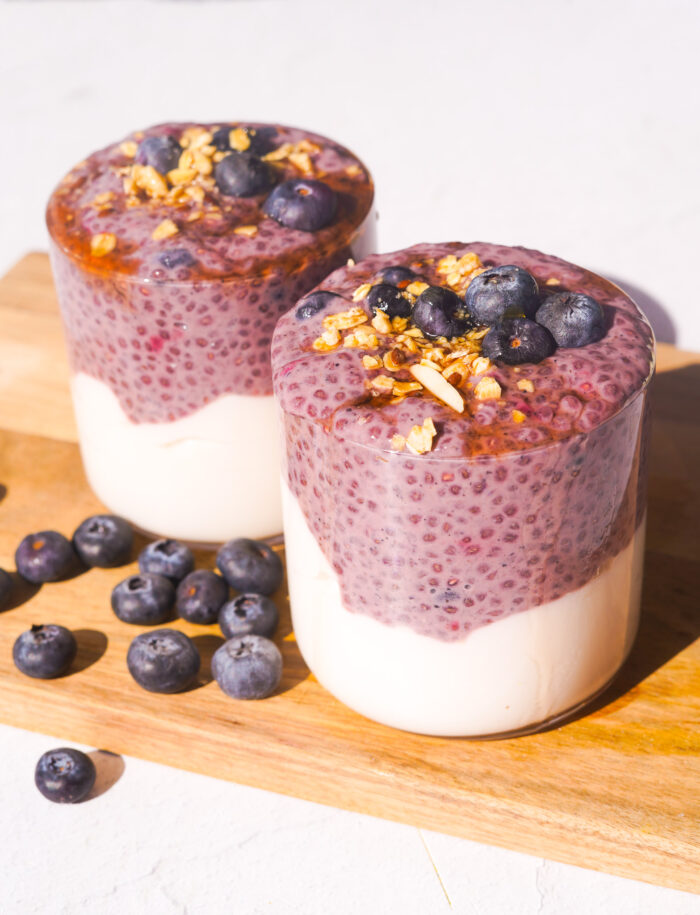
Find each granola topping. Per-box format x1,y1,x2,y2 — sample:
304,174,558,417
273,242,654,464
47,122,374,279
308,254,510,426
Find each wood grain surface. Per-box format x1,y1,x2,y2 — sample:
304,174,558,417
0,254,698,893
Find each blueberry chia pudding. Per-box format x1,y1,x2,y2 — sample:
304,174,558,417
271,242,654,736
46,122,375,543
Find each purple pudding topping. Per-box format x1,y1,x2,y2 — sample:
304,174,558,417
46,122,374,423
272,242,654,642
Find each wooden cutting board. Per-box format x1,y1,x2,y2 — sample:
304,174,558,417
0,254,698,894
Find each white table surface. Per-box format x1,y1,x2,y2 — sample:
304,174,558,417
1,1,698,912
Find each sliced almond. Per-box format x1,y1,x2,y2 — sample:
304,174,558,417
409,363,464,413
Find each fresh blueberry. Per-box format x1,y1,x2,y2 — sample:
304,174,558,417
212,126,233,151
138,539,194,583
262,178,337,232
136,135,182,175
35,748,96,804
127,629,200,693
13,624,77,679
295,290,343,320
535,291,606,347
73,514,133,568
413,286,469,339
158,248,197,270
111,573,175,625
366,283,412,319
482,317,556,365
0,568,11,608
212,125,277,155
212,635,282,700
378,265,416,287
176,570,228,625
216,539,283,595
15,531,77,583
219,594,279,640
464,265,540,324
214,152,275,197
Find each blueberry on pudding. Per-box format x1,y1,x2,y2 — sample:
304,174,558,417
46,122,375,543
271,242,654,737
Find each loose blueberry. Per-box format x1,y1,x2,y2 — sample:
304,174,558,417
378,265,416,287
35,748,96,804
212,125,277,155
464,265,540,324
136,135,181,175
138,539,194,583
158,248,197,270
73,514,133,568
481,317,556,365
413,286,469,339
366,283,412,319
219,594,279,640
216,539,283,595
111,573,175,625
0,568,11,608
214,152,275,197
262,178,337,232
15,531,77,583
212,635,282,700
295,290,343,320
127,629,200,693
13,624,77,679
535,291,606,347
176,570,228,625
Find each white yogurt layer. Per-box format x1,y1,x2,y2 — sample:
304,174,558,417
71,372,282,544
282,482,645,737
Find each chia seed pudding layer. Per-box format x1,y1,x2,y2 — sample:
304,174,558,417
47,122,375,423
272,242,654,642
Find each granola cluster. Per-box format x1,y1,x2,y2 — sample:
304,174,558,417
310,252,539,454
86,126,333,255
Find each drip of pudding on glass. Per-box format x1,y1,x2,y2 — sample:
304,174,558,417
46,122,375,544
272,242,654,737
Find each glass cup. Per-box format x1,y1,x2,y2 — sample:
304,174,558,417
272,242,654,737
46,122,375,544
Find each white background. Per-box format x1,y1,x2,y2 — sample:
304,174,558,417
1,2,698,913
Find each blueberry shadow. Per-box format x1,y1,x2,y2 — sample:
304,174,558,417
1,572,40,611
60,557,91,583
68,629,108,675
84,750,125,800
0,484,6,503
608,275,677,344
188,633,225,690
534,363,700,734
